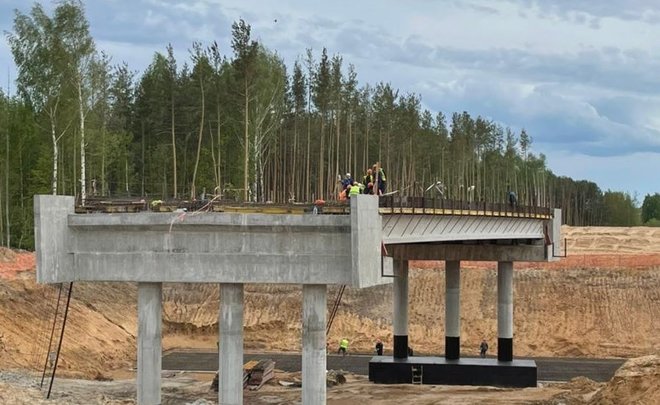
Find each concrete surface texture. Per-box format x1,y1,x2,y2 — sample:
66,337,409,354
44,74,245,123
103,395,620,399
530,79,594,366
34,195,390,287
33,194,562,404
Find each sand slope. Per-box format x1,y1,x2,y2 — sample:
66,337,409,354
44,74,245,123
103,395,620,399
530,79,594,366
0,226,659,377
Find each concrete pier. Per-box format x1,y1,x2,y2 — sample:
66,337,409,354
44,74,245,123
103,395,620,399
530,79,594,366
393,259,409,358
302,285,327,404
445,261,460,360
219,283,244,405
497,261,513,362
137,282,162,405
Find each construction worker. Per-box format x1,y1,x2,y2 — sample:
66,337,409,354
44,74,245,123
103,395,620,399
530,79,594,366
341,173,352,191
375,339,384,356
480,339,489,358
508,190,518,207
372,164,387,195
338,338,349,356
362,169,374,194
348,182,362,198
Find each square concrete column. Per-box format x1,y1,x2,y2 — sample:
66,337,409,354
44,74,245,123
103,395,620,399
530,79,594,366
219,283,244,405
497,261,513,362
393,259,409,359
445,261,460,360
302,284,327,404
137,282,162,405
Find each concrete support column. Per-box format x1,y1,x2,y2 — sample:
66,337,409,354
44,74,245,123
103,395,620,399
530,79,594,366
137,282,162,405
219,283,244,405
393,259,409,359
497,261,513,362
445,261,460,360
302,284,327,404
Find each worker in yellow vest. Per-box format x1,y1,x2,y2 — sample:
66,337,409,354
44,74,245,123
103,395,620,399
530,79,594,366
338,337,349,356
348,182,362,198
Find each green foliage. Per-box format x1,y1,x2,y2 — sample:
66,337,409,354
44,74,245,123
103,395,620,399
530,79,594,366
602,191,640,226
0,3,648,249
641,193,660,224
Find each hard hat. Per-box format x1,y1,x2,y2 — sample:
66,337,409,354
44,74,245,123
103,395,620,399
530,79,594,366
346,172,351,177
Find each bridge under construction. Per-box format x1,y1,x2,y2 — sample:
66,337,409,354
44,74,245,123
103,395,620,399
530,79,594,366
35,194,560,404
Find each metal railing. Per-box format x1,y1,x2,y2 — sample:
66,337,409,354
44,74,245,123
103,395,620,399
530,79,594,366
74,195,554,218
378,195,553,218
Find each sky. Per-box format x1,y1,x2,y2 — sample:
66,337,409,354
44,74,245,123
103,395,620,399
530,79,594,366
1,0,659,200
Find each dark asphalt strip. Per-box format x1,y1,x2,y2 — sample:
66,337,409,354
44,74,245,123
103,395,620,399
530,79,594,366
162,351,625,383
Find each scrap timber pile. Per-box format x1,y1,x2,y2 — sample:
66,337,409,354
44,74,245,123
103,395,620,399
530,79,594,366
211,359,276,392
247,359,276,390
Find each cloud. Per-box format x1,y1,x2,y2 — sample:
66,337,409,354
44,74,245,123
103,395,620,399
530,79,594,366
88,0,231,45
545,151,660,199
2,0,659,196
517,0,660,24
418,76,660,156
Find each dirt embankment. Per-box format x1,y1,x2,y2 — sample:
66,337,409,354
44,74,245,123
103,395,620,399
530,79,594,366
0,226,659,379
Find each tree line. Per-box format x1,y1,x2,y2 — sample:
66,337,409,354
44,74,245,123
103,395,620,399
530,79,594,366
0,1,655,249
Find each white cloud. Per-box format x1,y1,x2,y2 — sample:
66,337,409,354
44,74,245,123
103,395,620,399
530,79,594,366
545,151,660,198
404,1,660,54
2,0,659,195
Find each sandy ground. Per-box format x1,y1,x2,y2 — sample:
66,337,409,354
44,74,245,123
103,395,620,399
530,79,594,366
0,225,659,403
1,356,659,404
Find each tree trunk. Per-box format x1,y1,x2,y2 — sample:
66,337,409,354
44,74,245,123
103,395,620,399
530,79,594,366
140,122,145,196
4,120,9,247
243,78,249,201
335,113,340,197
101,101,107,196
78,79,87,204
305,109,311,201
318,116,325,199
171,86,178,199
51,117,58,195
125,158,129,195
191,77,205,199
292,117,298,202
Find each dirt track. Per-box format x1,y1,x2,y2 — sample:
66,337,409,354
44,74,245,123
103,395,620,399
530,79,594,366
162,351,626,382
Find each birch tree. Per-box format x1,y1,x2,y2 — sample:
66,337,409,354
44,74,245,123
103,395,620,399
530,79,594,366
231,19,258,201
249,48,286,202
8,3,72,195
54,0,96,204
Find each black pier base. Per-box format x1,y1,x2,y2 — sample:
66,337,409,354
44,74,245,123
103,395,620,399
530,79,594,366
445,336,460,360
369,356,537,388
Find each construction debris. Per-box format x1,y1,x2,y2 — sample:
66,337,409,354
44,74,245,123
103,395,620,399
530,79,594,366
326,370,347,387
210,359,276,392
247,359,276,390
277,370,347,389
